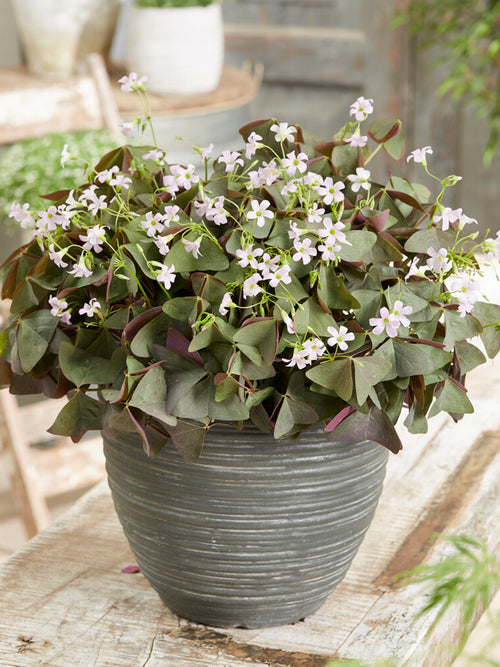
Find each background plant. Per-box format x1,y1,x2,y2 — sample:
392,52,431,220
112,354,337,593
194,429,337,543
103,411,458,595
394,0,500,165
0,130,117,225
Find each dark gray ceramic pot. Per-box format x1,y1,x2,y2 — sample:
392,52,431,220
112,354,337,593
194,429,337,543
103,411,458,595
103,420,389,628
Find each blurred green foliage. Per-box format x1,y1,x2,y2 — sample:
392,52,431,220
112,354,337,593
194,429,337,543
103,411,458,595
394,0,500,165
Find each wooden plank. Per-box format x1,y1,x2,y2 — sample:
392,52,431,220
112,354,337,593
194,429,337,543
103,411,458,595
113,65,262,119
0,351,499,665
224,24,366,86
0,67,104,144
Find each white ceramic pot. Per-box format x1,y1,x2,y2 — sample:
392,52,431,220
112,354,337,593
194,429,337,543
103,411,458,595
126,3,224,95
11,0,123,77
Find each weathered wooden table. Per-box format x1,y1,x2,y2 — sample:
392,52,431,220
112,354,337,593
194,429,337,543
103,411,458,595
1,356,500,666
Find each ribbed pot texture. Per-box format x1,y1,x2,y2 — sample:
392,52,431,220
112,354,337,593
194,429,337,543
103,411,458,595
103,421,389,628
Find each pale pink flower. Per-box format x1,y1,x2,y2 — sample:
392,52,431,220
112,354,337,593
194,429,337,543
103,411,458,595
79,298,101,317
95,166,119,183
284,348,310,369
119,121,135,139
407,146,433,164
457,212,478,229
48,295,71,324
258,253,281,277
345,134,368,148
79,185,107,216
200,143,214,160
219,292,233,316
317,218,348,245
369,307,401,338
449,273,480,318
281,180,299,197
426,247,452,274
48,244,68,269
141,212,165,237
317,177,345,205
327,325,355,351
170,164,199,189
349,96,374,121
162,205,180,226
9,202,34,228
218,150,244,173
288,220,302,242
281,151,308,176
206,196,228,225
156,264,176,289
245,132,262,159
246,199,274,227
194,196,212,218
391,300,413,328
243,273,263,298
433,206,462,231
347,168,371,193
318,241,341,262
79,224,108,253
182,238,201,258
292,237,317,265
236,244,264,269
162,174,180,197
302,337,326,362
142,149,165,162
67,258,93,278
257,160,280,186
60,143,72,167
282,313,295,334
270,122,297,143
154,237,170,256
307,202,325,224
118,72,147,93
267,264,292,287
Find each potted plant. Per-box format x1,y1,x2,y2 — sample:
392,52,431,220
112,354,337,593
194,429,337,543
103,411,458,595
10,0,124,77
125,0,224,95
1,75,499,629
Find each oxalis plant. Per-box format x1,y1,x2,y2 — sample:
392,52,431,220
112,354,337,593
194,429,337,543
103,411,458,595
1,74,500,461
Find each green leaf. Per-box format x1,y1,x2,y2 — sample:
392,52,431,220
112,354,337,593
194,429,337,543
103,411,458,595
17,310,59,373
428,379,474,418
443,310,482,350
339,230,377,262
317,264,361,310
48,391,104,438
386,282,431,317
129,366,177,426
294,299,337,336
59,341,123,387
163,296,209,325
233,318,277,364
168,420,207,462
351,289,383,328
155,348,207,416
331,144,359,176
353,356,392,404
368,118,402,144
404,401,429,434
327,404,402,453
274,396,318,439
215,375,240,402
130,312,171,357
166,237,229,272
404,228,456,254
454,341,486,375
189,323,229,353
306,358,353,401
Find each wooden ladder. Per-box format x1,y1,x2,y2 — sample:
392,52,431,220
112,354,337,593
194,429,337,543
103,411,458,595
0,389,106,539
